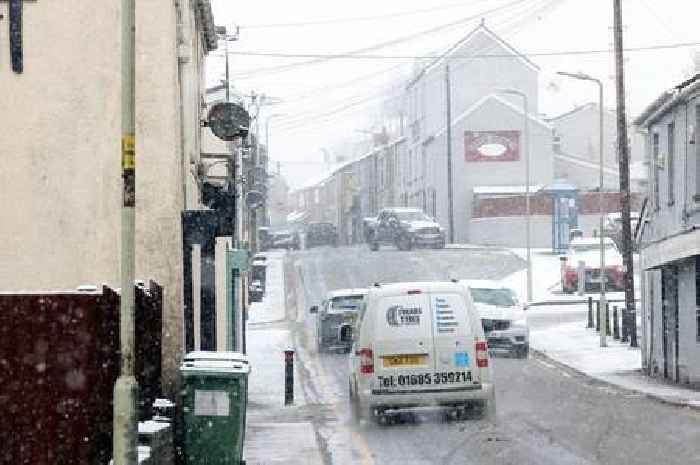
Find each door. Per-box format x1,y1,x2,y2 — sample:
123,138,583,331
372,292,434,392
430,292,479,385
661,266,679,381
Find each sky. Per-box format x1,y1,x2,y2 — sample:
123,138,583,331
208,0,700,188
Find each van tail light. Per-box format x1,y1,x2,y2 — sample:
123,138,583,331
475,340,489,368
359,348,374,375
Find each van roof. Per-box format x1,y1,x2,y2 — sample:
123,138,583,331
368,281,466,297
459,279,511,290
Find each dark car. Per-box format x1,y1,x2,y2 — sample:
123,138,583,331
368,207,445,251
305,222,338,248
270,230,300,250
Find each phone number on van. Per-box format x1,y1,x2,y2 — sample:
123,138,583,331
377,371,472,388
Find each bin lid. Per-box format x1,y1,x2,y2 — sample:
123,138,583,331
181,351,250,375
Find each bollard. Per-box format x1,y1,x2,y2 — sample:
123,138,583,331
621,308,629,343
605,303,611,335
577,260,586,296
613,306,620,340
284,349,294,405
630,309,639,348
587,296,594,328
595,301,600,332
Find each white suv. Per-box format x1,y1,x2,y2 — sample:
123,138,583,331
462,280,529,358
347,281,495,422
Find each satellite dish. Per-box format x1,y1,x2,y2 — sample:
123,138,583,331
207,102,250,141
245,190,264,209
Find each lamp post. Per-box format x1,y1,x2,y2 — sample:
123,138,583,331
497,88,532,307
557,71,607,347
215,26,239,102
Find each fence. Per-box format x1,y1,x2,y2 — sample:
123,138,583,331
0,281,163,464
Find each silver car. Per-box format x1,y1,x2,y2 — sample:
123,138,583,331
310,288,368,353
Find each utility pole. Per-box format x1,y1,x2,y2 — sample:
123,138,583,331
113,0,138,463
613,0,637,347
445,63,455,244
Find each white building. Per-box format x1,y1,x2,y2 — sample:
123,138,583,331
0,0,218,391
634,74,700,386
401,22,554,243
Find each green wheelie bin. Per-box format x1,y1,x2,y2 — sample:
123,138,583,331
180,351,250,465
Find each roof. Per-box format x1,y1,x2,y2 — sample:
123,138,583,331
459,279,513,290
634,73,700,127
546,102,617,123
367,281,467,297
473,185,544,195
408,21,538,89
432,94,551,141
554,152,620,177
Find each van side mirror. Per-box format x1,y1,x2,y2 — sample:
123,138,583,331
309,305,318,314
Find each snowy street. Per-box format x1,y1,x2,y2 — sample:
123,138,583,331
245,246,699,465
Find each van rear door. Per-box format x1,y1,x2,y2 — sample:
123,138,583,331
429,292,481,386
372,291,434,392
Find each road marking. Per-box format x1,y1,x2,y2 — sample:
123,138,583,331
352,430,375,465
535,357,573,379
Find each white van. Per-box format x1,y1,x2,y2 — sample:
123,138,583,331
347,281,495,422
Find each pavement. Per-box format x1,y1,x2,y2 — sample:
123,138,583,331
504,247,700,410
243,250,325,465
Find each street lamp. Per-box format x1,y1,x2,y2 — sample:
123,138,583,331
215,26,239,102
557,71,607,347
265,113,286,162
496,88,532,307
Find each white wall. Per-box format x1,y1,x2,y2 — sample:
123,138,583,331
0,0,213,392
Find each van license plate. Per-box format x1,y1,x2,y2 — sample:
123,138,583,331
382,354,426,367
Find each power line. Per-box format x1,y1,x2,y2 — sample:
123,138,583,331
229,40,700,60
230,0,535,78
240,0,499,29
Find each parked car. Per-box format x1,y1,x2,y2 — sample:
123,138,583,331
248,279,263,303
461,280,528,358
258,227,272,251
348,281,495,423
270,230,300,250
362,216,378,243
562,237,624,293
305,222,338,248
310,288,367,352
368,208,445,251
603,212,641,252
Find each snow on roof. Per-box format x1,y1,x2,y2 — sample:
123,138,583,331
460,279,513,290
570,237,616,246
554,152,620,176
473,185,544,195
408,21,538,89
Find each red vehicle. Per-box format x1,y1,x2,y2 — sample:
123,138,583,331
562,237,625,293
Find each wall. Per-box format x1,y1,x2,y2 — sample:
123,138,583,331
0,0,212,392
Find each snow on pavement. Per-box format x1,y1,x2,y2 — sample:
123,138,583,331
244,250,324,465
530,306,700,408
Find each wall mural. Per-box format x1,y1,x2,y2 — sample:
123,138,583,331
464,130,520,162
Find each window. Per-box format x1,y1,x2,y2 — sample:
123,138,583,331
667,123,675,205
652,132,660,210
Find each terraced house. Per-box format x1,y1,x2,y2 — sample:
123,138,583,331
635,74,700,386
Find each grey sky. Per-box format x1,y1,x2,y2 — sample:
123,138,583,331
209,0,700,187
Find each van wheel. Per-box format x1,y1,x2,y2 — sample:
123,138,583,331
515,344,529,359
369,241,379,252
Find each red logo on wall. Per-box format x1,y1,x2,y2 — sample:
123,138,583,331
465,130,520,162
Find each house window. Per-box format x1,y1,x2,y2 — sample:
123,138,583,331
667,122,675,205
652,132,660,210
